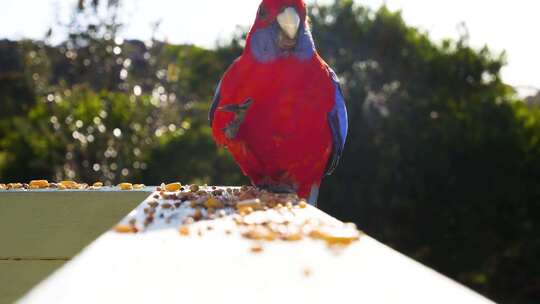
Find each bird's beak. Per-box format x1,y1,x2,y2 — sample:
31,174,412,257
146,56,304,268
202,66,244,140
277,7,300,40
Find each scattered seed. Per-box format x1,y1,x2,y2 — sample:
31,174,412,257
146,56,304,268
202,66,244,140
165,182,182,192
243,226,276,241
239,206,254,215
205,197,223,209
144,215,154,225
162,193,177,200
309,224,362,245
285,233,303,241
236,199,261,210
108,185,361,250
30,180,49,189
250,243,263,253
93,182,103,188
60,180,79,189
193,208,202,221
118,183,133,190
7,183,23,189
179,225,190,236
114,224,136,233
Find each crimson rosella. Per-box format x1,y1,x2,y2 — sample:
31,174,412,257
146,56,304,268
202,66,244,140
209,0,348,205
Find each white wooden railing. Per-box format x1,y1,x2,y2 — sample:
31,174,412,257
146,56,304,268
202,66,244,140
1,186,495,304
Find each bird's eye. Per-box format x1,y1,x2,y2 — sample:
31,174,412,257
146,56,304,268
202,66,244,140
258,6,268,19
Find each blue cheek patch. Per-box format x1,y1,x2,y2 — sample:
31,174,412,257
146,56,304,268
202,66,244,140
250,22,315,63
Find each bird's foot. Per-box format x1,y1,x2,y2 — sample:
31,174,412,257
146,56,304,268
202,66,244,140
256,183,297,194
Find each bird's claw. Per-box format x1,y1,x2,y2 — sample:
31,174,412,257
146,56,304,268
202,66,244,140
219,98,253,113
221,98,253,140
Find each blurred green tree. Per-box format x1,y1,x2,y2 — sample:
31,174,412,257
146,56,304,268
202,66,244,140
0,0,538,302
0,0,243,185
309,1,539,302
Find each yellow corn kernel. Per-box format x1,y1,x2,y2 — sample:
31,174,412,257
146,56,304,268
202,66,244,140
236,199,261,210
298,200,307,209
8,183,23,189
238,206,254,215
243,226,276,241
179,225,190,236
92,182,103,187
30,180,49,189
60,180,79,189
250,243,264,253
204,197,223,209
310,225,362,246
285,233,303,241
118,183,133,190
165,182,182,192
114,224,136,233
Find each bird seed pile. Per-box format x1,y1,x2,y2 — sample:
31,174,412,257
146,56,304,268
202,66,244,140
113,183,363,252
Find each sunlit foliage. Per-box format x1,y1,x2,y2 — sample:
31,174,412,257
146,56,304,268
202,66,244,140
0,1,538,302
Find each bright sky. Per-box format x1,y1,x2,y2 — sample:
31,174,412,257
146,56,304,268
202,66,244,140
1,0,539,95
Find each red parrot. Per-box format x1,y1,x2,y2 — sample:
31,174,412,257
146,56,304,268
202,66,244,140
210,0,348,205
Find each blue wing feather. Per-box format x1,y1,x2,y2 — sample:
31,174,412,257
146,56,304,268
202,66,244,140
326,68,348,175
209,58,242,125
208,79,222,125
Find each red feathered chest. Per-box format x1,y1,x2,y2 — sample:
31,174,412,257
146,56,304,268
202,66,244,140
212,54,335,197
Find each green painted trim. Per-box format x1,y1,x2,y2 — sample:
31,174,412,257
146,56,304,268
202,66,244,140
0,190,151,304
0,260,67,304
